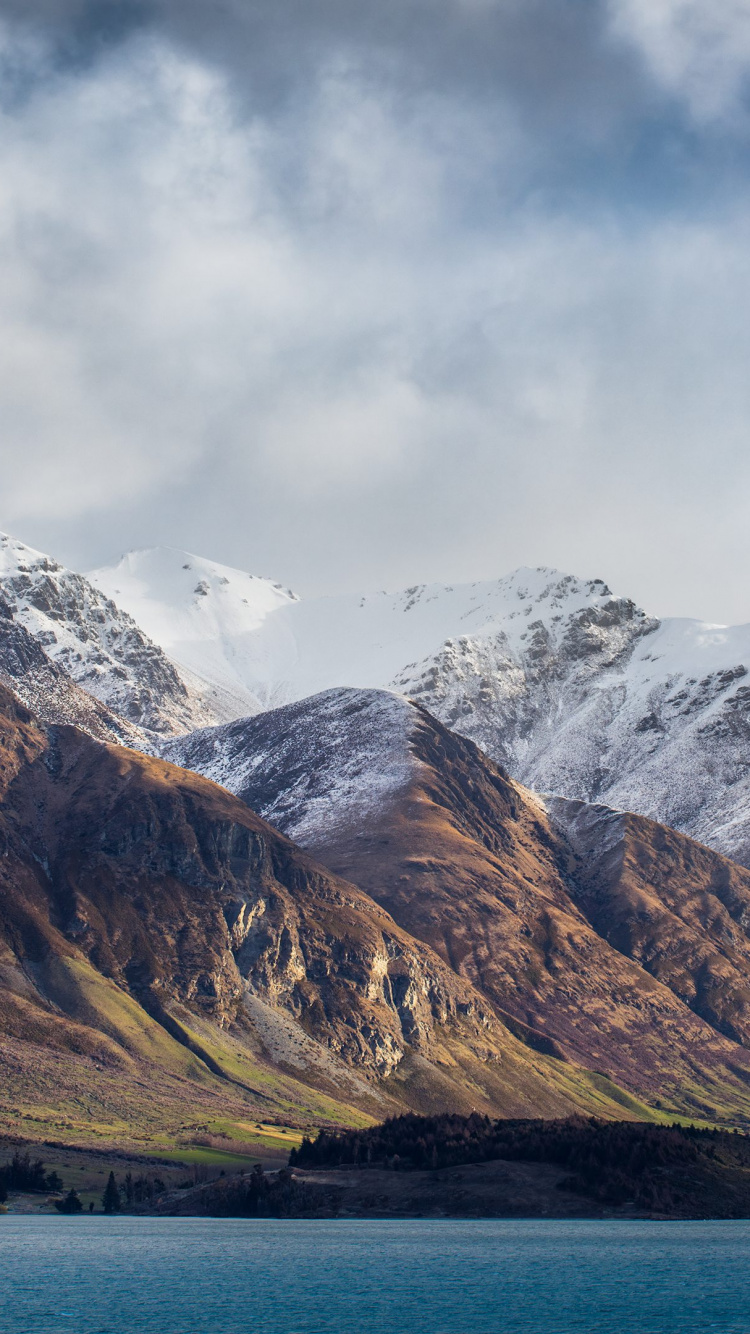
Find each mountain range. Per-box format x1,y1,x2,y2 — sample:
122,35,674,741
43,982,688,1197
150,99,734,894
0,681,657,1143
88,548,750,868
5,534,750,870
3,529,750,1144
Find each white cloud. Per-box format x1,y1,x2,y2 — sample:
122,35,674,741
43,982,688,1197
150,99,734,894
0,30,523,522
608,0,750,120
1,21,750,618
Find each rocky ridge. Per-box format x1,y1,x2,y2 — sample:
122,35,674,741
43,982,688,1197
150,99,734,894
0,598,147,748
0,534,212,736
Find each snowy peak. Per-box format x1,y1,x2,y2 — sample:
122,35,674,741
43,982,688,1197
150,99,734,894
320,567,633,657
88,546,298,648
375,566,618,631
0,532,64,583
0,531,209,735
381,566,653,677
87,547,300,720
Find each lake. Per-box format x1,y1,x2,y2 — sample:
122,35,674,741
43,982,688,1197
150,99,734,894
2,1216,750,1333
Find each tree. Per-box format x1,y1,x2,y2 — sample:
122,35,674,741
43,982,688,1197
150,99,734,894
55,1189,83,1215
102,1172,121,1214
2,1151,51,1192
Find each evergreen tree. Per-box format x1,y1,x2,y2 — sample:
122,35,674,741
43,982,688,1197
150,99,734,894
102,1172,121,1214
55,1189,83,1214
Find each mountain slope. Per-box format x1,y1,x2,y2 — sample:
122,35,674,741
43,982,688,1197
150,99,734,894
0,683,644,1143
0,597,147,748
90,553,750,866
0,533,211,735
395,580,750,868
545,796,750,1049
164,688,750,1121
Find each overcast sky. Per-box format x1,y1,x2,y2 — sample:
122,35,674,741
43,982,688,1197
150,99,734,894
1,1,750,620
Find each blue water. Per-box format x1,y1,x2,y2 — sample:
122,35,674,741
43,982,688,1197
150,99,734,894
2,1217,750,1333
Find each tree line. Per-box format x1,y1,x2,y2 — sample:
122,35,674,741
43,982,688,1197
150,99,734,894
290,1113,750,1211
197,1164,319,1218
0,1151,167,1214
0,1151,62,1201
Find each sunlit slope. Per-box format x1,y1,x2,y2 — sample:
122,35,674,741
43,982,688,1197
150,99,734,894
0,684,650,1149
166,686,750,1123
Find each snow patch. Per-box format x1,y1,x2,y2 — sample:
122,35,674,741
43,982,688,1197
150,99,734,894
162,687,421,845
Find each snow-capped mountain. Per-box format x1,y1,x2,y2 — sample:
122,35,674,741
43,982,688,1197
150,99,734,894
92,552,750,865
392,576,750,866
0,533,211,735
88,547,299,721
89,555,644,712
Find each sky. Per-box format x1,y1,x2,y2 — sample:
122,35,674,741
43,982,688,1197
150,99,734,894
1,1,750,621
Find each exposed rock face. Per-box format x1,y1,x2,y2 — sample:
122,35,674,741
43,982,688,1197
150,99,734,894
165,687,750,1120
0,598,147,748
0,683,616,1122
0,533,210,735
391,575,750,868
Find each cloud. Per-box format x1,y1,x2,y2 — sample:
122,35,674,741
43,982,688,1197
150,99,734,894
0,29,529,523
0,9,749,621
608,0,750,121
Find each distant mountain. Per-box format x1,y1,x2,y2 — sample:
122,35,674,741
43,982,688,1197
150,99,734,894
0,683,643,1144
391,574,750,870
0,533,211,735
88,546,299,722
90,553,750,866
164,687,750,1121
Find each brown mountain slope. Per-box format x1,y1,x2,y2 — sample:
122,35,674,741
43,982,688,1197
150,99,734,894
165,688,750,1121
0,685,642,1148
547,797,750,1047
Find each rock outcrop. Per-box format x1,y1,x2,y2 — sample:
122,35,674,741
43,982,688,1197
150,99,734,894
0,533,210,735
0,597,147,748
